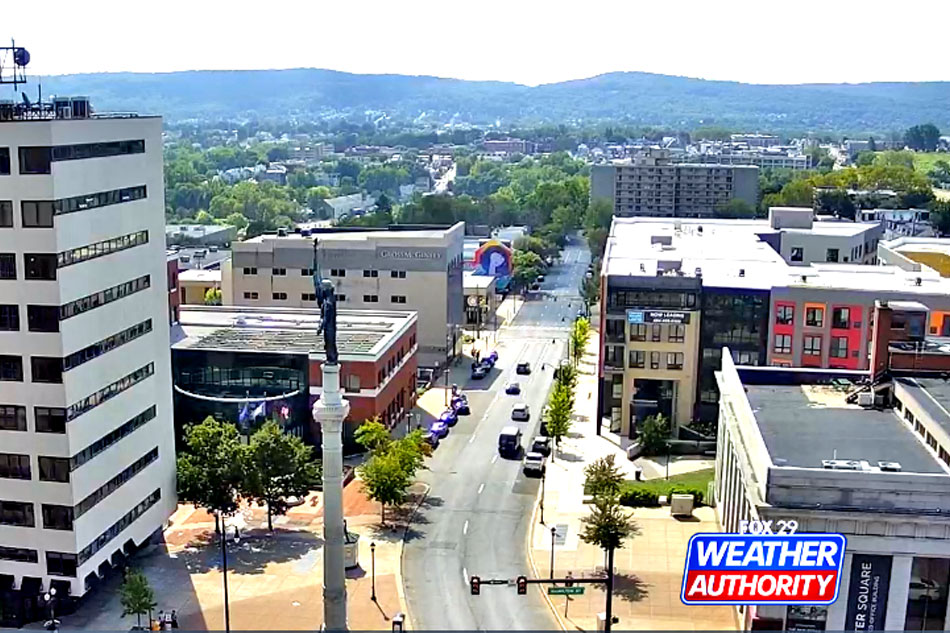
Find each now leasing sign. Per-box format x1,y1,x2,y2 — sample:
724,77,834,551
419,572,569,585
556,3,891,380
681,534,846,606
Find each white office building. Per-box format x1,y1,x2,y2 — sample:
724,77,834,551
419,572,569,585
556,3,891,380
0,101,176,613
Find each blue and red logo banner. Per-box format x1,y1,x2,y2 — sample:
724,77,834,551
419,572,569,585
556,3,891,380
681,533,846,605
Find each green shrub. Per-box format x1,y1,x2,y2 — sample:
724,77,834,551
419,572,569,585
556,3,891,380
669,485,705,505
619,488,659,508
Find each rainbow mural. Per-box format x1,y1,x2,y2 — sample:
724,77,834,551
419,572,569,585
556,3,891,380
473,239,513,279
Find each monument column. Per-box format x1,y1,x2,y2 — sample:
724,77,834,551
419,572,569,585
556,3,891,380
313,362,350,631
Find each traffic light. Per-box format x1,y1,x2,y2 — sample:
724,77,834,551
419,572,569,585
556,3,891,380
517,575,527,595
470,575,480,596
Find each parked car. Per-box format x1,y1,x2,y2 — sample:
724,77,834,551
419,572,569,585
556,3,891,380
511,403,530,421
516,362,531,375
505,381,521,395
423,431,440,448
530,283,540,291
498,426,522,458
430,420,449,439
451,395,470,415
531,436,552,457
471,365,488,380
522,452,546,476
537,275,545,283
909,577,945,601
440,409,458,427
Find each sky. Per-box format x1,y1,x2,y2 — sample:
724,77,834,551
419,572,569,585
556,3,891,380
5,0,950,86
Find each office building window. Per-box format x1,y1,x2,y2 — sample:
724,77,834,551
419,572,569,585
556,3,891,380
26,305,58,332
336,294,347,302
630,324,647,341
21,201,54,228
0,356,23,381
0,148,9,175
71,406,156,470
67,363,154,421
77,489,160,565
629,350,645,368
330,269,345,277
301,268,313,276
364,294,379,303
60,275,150,321
391,295,407,304
363,269,379,278
24,253,56,280
776,305,794,325
803,336,822,356
243,292,258,300
832,307,850,329
273,268,286,276
0,405,26,431
0,501,35,527
0,305,18,331
35,407,66,434
57,230,148,268
42,505,73,531
63,319,152,372
31,357,62,384
651,324,662,342
391,270,406,279
46,552,77,578
39,457,70,483
790,247,803,262
75,448,158,518
272,292,287,301
243,267,257,275
0,546,37,564
0,201,11,227
826,248,839,263
774,334,792,354
669,324,685,343
805,307,824,327
0,253,14,279
0,453,30,479
51,139,144,162
53,185,146,216
830,337,848,358
650,351,661,369
18,146,51,174
301,293,316,301
667,352,684,370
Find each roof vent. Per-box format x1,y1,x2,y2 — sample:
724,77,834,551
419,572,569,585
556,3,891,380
277,227,288,237
695,267,703,277
697,225,703,234
878,461,902,472
915,277,922,286
801,275,808,283
739,269,745,277
821,459,869,471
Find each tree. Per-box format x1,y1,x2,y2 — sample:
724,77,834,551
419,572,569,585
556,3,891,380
176,417,247,530
194,210,216,225
580,494,637,552
376,192,393,213
584,198,614,232
638,414,671,456
244,421,321,531
580,272,601,310
570,318,590,366
359,450,411,525
855,151,876,167
511,249,543,291
928,160,950,188
584,454,625,500
204,287,222,306
714,198,756,219
544,383,574,453
224,212,249,231
119,569,157,628
815,189,856,220
929,200,950,236
905,124,941,152
354,417,392,453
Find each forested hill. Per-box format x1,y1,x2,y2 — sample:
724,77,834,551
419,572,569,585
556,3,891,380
33,68,950,132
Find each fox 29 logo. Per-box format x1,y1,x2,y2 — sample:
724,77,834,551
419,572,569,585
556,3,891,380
681,533,846,605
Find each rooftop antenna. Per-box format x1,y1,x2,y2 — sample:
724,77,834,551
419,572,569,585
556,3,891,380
0,40,30,90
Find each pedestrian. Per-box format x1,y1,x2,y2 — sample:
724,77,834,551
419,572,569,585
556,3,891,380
163,611,172,630
171,610,178,629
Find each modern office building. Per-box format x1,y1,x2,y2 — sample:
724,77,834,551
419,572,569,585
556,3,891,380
676,150,811,171
590,148,759,217
0,100,176,620
227,223,464,372
716,354,950,631
597,215,950,438
171,305,417,451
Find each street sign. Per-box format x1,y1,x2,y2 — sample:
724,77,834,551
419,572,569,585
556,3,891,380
549,586,585,596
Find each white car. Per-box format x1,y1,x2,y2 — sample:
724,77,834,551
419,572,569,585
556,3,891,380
523,451,546,476
511,403,530,421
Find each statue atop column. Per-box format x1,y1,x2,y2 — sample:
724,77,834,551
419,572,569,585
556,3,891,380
313,240,339,365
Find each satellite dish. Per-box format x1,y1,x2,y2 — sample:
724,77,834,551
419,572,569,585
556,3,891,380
13,48,30,67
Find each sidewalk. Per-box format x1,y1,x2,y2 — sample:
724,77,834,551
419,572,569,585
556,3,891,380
527,332,737,631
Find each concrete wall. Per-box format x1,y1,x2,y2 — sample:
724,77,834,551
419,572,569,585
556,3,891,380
732,165,760,209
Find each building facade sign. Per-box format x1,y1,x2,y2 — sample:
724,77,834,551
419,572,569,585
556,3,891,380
844,554,892,631
627,309,691,324
378,247,443,260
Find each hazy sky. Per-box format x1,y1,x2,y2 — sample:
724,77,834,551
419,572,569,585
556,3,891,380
5,1,948,85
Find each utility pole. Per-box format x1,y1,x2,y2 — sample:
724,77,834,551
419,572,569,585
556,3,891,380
605,547,615,633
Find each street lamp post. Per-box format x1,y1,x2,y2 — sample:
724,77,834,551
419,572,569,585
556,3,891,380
550,526,557,580
370,542,377,602
220,522,240,633
540,463,547,525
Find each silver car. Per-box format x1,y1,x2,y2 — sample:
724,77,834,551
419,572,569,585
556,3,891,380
511,403,530,421
522,451,546,476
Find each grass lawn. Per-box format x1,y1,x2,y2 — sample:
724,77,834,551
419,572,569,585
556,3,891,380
911,152,950,174
626,467,714,493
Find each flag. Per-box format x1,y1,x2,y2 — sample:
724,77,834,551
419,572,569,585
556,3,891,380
251,401,266,419
238,402,250,424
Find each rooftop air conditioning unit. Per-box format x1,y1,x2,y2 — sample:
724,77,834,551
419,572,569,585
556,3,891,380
821,459,868,471
277,227,288,237
878,461,903,472
857,392,874,407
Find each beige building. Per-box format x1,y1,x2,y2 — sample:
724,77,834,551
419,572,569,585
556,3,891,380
178,269,222,305
226,223,465,370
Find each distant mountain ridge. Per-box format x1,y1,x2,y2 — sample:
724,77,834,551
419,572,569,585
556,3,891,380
31,68,950,132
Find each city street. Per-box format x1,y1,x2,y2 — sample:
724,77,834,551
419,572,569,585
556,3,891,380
402,240,591,630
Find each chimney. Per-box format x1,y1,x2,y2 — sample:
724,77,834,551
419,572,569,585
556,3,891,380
869,300,893,379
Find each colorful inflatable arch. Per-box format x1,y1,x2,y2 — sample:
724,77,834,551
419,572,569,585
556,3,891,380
473,239,513,277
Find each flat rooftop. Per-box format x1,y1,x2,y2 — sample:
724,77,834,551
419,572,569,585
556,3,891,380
168,247,231,271
746,384,944,474
241,223,462,245
895,377,950,439
178,269,222,284
172,305,415,359
463,271,496,289
604,217,950,295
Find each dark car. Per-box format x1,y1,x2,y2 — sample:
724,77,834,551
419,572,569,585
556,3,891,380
505,381,521,395
531,436,552,457
537,275,545,283
440,409,458,427
516,362,531,375
471,365,488,379
430,420,449,439
452,395,470,415
530,283,540,291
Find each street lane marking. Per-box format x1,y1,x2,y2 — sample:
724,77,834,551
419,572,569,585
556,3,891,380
463,567,468,585
468,434,476,444
491,455,498,464
463,520,469,535
477,483,485,495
